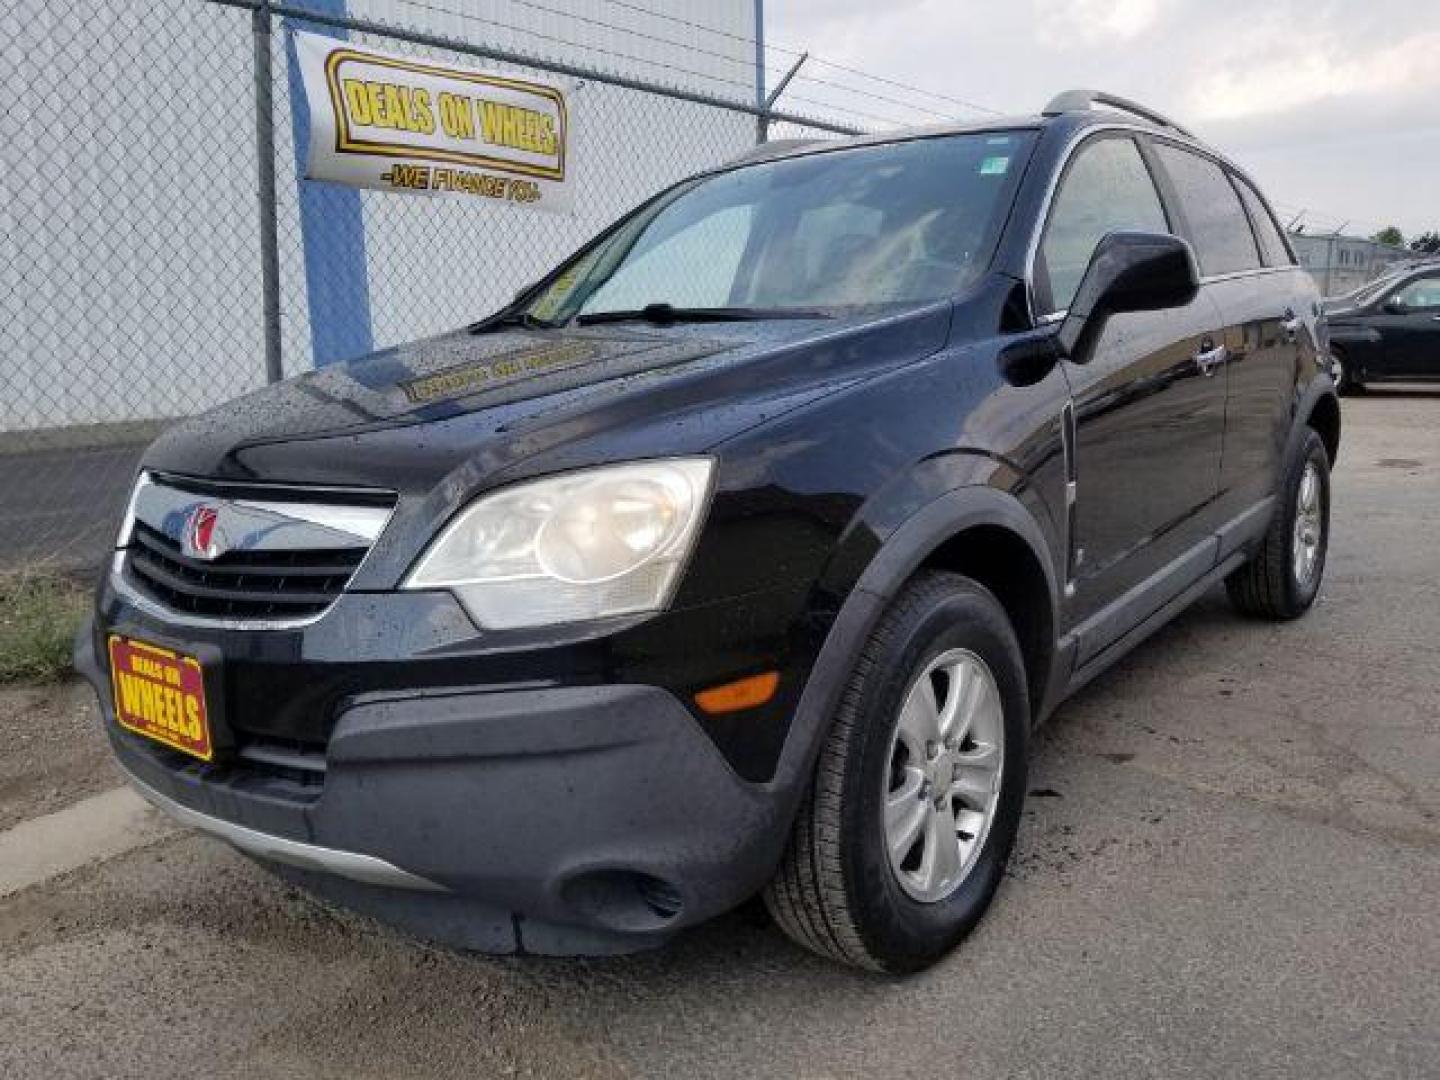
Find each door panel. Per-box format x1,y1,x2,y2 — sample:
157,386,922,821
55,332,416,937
1210,270,1305,510
1394,312,1440,377
1374,274,1440,377
1065,288,1228,625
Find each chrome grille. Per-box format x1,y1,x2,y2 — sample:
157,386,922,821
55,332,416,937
117,472,394,625
128,521,367,619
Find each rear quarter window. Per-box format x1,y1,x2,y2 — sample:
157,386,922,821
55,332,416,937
1153,143,1261,276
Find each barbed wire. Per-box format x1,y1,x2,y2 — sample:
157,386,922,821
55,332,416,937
384,0,768,100
795,55,1004,117
1272,201,1397,239
578,0,1008,117
393,0,953,128
396,0,784,83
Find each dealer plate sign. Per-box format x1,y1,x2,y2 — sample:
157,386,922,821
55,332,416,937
295,30,573,211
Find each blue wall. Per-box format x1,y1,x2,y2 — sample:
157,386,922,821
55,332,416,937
284,1,374,366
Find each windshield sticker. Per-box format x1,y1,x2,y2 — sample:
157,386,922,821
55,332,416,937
979,156,1010,176
529,263,583,323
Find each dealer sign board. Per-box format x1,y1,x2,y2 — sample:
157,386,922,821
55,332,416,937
295,30,573,212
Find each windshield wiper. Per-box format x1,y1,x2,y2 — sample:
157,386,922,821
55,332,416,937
575,303,832,327
469,308,560,333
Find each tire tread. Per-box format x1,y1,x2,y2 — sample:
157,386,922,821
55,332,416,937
1226,429,1327,620
764,572,1002,971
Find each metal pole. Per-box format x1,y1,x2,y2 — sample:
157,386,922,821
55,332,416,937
252,2,284,384
1323,232,1336,297
754,0,766,145
759,52,808,144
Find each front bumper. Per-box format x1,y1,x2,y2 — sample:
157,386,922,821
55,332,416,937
123,771,443,891
77,612,798,955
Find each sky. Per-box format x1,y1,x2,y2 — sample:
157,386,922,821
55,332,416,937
767,0,1439,240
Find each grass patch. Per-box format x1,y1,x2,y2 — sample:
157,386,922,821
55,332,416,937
0,571,90,684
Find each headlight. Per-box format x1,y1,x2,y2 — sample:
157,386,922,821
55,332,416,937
404,458,714,630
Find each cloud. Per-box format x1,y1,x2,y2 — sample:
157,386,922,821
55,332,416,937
1188,27,1440,122
1034,0,1168,48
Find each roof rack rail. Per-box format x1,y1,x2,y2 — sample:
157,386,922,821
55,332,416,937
1042,90,1194,138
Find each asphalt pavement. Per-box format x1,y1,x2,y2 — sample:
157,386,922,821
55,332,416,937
0,442,145,571
0,392,1436,1079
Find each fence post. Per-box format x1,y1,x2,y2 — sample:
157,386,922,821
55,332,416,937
753,0,766,144
756,52,809,145
252,1,284,384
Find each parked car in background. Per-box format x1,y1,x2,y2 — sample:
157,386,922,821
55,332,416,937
1327,263,1440,392
78,90,1340,973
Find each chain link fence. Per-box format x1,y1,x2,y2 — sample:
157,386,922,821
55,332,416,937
0,0,857,572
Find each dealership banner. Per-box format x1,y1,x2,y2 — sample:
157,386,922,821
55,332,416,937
294,31,573,212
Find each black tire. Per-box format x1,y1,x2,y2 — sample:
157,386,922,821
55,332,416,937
1225,429,1331,620
1330,347,1362,396
764,572,1028,973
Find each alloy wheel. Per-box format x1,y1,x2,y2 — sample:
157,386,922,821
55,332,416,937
1293,460,1324,587
883,649,1005,903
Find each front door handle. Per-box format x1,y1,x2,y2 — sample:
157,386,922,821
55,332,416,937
1430,315,1440,322
1194,342,1228,376
1280,309,1302,339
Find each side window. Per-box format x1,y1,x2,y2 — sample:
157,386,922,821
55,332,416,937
1153,144,1261,276
1233,177,1293,268
1037,136,1168,314
1394,275,1440,311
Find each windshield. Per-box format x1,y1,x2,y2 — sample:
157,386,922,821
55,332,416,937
524,131,1036,324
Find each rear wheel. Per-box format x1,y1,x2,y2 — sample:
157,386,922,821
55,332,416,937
764,572,1028,973
1226,429,1331,620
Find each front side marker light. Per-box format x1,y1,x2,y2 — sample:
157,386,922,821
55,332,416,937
695,671,781,715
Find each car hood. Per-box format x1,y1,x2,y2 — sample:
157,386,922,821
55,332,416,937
143,304,952,494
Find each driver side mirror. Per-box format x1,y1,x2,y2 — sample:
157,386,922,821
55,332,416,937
1058,231,1201,363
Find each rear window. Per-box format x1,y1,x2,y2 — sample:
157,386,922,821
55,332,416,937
1233,177,1293,268
1153,144,1261,276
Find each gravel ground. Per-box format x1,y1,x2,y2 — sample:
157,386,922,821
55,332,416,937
1,391,1436,1079
0,681,115,832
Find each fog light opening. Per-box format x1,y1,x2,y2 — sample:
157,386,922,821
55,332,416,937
562,870,686,932
635,874,684,920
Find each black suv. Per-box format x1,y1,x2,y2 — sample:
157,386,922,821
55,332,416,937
1326,261,1440,392
79,91,1340,973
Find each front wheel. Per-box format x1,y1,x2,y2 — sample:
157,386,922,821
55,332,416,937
1226,429,1331,620
764,572,1028,973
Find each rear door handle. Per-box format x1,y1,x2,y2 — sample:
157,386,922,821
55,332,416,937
1194,342,1228,376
